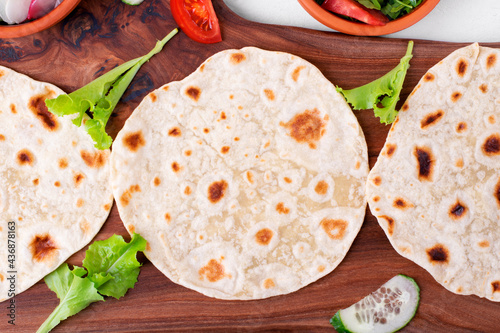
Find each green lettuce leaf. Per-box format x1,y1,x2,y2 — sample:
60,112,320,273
38,233,147,332
37,264,103,333
83,233,147,299
337,40,413,124
45,28,178,150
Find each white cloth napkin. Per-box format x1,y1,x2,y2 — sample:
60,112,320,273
224,0,500,43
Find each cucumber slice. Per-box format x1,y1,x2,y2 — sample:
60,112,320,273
121,0,144,5
330,274,420,333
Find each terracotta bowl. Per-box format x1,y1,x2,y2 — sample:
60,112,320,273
0,0,81,38
298,0,440,36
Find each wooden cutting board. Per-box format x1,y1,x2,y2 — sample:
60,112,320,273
1,0,499,331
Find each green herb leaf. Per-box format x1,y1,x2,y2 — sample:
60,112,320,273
45,28,178,150
356,0,382,10
337,41,413,124
380,0,422,19
38,233,147,332
83,233,147,299
37,264,103,333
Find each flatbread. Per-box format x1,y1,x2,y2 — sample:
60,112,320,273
366,43,500,301
111,47,368,299
0,66,113,301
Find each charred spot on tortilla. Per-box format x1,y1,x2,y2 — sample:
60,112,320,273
246,171,254,184
76,198,84,208
199,259,226,282
220,112,227,120
423,72,435,82
449,201,468,220
0,134,5,141
221,146,230,154
80,150,108,168
255,228,274,245
123,131,146,152
73,173,85,187
17,149,34,166
451,92,462,103
54,181,61,187
486,53,497,70
264,89,275,101
414,146,434,181
478,240,490,248
30,234,58,263
401,103,409,111
58,158,68,169
372,176,382,186
482,134,500,156
230,52,246,64
456,122,467,133
29,91,59,131
492,281,500,293
379,215,395,236
154,177,161,186
479,84,489,93
393,198,412,210
184,186,192,195
292,66,305,82
185,86,201,101
494,178,500,208
276,202,290,214
456,58,468,77
263,278,275,289
384,143,397,157
314,180,328,195
320,218,347,240
120,184,141,207
421,110,444,129
33,178,39,185
10,103,17,114
149,92,157,102
171,162,181,173
280,108,326,149
168,127,181,137
208,180,228,204
426,244,449,264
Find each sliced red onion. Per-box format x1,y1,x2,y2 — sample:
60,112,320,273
28,0,59,20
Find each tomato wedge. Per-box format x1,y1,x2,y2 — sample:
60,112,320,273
171,0,222,44
321,0,389,26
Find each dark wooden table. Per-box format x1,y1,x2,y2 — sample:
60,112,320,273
1,0,499,331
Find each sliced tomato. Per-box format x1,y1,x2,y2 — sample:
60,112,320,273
321,0,389,26
171,0,222,44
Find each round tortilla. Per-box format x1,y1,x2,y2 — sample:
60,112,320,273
0,66,113,301
111,47,368,300
366,43,500,301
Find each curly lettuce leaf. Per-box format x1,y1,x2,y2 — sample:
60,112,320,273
83,233,147,299
37,264,103,333
38,233,147,332
337,40,413,124
45,28,178,150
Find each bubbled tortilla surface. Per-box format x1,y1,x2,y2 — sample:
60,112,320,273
111,47,368,299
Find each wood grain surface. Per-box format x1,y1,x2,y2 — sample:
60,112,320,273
1,0,499,331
